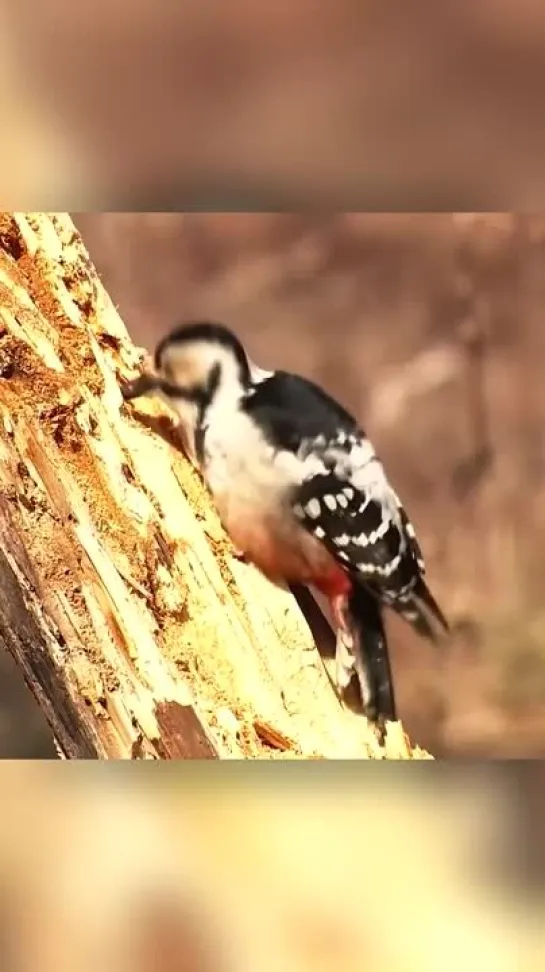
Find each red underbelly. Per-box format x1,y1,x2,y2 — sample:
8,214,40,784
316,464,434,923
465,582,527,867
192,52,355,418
228,516,351,600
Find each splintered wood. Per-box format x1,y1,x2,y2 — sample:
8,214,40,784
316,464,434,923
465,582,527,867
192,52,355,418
0,212,430,759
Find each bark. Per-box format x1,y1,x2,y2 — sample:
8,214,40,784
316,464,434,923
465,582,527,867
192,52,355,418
0,212,429,759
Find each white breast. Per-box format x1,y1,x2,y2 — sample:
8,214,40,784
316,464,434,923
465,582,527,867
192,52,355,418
202,406,289,529
200,405,343,587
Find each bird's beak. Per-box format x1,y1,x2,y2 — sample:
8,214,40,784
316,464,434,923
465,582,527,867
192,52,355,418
120,372,161,401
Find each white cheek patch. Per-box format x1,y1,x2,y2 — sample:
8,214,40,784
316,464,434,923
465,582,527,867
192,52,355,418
161,344,201,387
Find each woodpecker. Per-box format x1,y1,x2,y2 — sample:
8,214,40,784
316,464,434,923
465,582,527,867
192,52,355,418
122,321,449,726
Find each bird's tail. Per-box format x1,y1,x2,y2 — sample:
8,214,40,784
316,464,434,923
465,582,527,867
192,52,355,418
347,585,397,724
393,576,449,643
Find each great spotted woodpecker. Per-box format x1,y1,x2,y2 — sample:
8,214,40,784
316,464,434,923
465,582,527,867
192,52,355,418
122,321,449,727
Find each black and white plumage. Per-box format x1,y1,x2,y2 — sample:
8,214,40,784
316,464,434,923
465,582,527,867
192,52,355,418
121,321,448,726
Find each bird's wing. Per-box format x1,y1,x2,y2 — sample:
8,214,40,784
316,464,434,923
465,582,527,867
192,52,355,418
288,433,423,597
289,436,450,639
244,371,424,592
245,370,446,635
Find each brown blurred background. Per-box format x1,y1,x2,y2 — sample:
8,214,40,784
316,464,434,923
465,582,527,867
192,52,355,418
2,765,543,972
3,213,545,759
5,4,545,206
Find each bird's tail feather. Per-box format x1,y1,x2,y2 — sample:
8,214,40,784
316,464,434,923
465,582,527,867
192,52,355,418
393,576,449,644
348,585,397,723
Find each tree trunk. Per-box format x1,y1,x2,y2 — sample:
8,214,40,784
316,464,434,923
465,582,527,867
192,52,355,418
0,212,429,759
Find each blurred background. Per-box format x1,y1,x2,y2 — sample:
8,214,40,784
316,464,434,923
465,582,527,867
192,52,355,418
0,765,543,972
2,213,545,759
3,3,545,206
